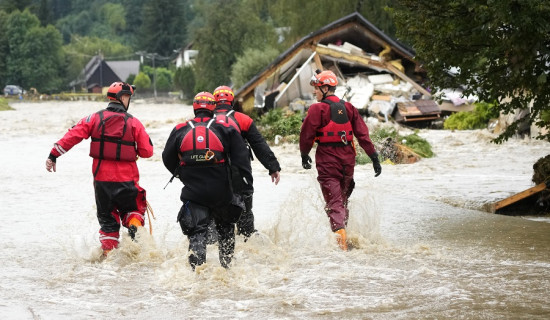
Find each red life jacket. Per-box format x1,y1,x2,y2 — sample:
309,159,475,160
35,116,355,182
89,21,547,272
89,110,137,161
214,110,241,133
315,99,354,146
179,119,226,167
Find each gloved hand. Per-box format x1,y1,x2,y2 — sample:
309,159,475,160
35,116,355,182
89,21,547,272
369,152,382,177
301,154,312,169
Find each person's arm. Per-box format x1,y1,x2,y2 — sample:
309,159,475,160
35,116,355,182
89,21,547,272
243,121,281,174
299,104,322,156
161,127,181,174
45,115,95,172
133,118,154,159
348,103,376,156
227,128,254,194
347,103,381,176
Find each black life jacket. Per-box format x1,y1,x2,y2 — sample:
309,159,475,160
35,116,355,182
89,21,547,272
89,110,137,161
179,119,226,167
315,99,353,146
214,109,241,133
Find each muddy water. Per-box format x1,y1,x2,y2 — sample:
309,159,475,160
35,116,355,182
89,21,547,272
1,101,549,319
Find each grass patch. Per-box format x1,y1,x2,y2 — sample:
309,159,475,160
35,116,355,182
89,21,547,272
444,101,499,130
0,97,14,111
256,108,302,144
255,108,434,164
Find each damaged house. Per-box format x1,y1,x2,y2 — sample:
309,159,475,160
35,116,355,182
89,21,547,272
234,12,443,125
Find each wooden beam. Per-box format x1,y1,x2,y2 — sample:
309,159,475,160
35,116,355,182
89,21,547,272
314,45,431,97
492,182,548,212
237,44,313,99
384,63,432,97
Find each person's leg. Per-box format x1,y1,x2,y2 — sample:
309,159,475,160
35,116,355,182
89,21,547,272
236,193,255,238
317,163,349,251
215,218,235,268
317,163,347,232
94,181,120,253
178,200,210,270
212,201,242,268
113,182,146,239
341,165,355,227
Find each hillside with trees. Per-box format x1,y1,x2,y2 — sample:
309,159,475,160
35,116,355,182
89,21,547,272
0,0,395,95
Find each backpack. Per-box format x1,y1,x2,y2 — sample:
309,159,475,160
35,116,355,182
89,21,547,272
90,110,137,161
179,119,226,167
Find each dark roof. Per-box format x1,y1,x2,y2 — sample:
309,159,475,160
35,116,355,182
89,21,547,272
70,56,139,88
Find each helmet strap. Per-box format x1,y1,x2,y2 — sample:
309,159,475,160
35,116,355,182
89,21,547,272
321,86,329,100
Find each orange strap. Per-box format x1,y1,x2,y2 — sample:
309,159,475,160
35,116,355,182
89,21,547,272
146,200,155,235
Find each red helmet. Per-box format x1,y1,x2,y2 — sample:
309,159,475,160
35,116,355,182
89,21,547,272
107,82,135,100
193,92,216,112
213,85,234,103
310,70,338,87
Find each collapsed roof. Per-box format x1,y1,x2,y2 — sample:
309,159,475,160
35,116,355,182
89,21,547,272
234,12,431,117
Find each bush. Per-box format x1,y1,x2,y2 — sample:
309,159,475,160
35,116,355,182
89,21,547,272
0,97,14,111
134,72,151,90
444,101,499,130
358,127,433,164
231,47,280,89
174,65,195,99
256,108,302,143
401,132,433,158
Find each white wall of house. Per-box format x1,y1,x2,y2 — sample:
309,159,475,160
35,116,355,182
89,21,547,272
175,50,198,68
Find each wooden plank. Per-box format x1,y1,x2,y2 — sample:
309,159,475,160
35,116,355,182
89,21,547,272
493,182,548,211
315,44,432,97
403,115,440,122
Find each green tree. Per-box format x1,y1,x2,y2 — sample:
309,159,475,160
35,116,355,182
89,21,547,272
63,35,134,88
98,3,126,34
0,10,9,87
139,0,186,58
155,67,173,91
4,10,65,92
192,0,279,91
35,0,53,26
22,24,65,92
231,46,281,89
391,0,550,142
269,0,396,46
174,65,196,99
0,0,32,13
133,72,151,90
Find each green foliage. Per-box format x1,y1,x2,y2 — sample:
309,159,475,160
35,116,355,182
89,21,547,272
192,0,279,90
126,74,136,84
256,108,302,143
174,65,196,99
370,127,399,142
368,127,434,160
133,72,151,90
4,9,65,93
401,133,433,158
139,0,186,57
391,0,550,142
154,67,173,91
0,97,14,111
270,0,396,46
444,102,499,130
63,35,134,86
231,47,281,89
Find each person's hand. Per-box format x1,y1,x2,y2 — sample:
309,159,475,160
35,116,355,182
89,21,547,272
369,152,381,177
46,158,56,172
301,154,312,169
270,171,280,185
373,161,381,177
